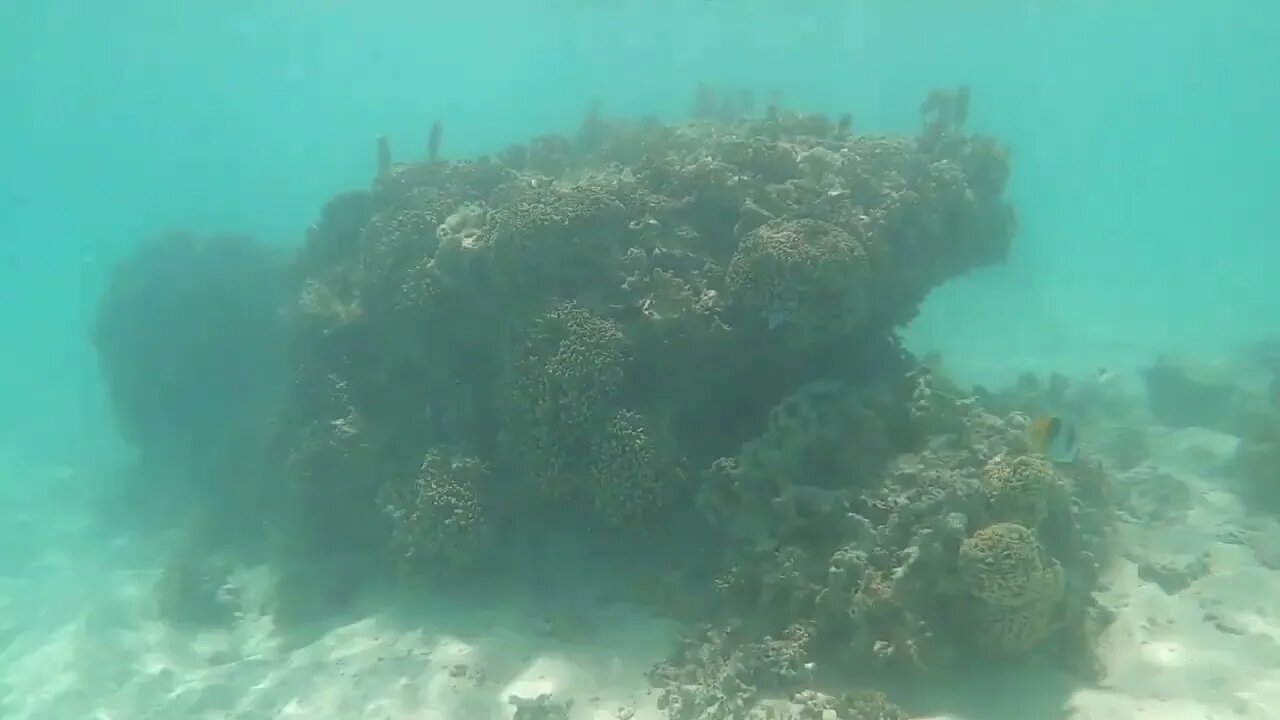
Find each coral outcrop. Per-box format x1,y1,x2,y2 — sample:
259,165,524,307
93,231,287,466
94,88,1116,718
92,230,288,534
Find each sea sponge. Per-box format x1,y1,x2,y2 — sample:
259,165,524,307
958,522,1062,607
379,447,490,576
725,218,875,345
981,453,1060,527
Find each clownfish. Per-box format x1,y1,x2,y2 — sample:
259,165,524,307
1028,416,1080,464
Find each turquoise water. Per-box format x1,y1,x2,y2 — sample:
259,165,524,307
3,1,1276,464
1,2,1278,719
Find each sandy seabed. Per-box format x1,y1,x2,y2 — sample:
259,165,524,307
3,419,1280,720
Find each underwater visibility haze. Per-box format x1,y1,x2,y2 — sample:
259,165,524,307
1,2,1280,719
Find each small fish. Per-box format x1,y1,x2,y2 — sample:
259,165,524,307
1028,416,1079,464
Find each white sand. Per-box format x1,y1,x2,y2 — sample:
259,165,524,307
1061,426,1280,720
0,498,679,720
4,421,1280,720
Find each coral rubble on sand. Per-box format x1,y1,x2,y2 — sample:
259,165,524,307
92,89,1118,718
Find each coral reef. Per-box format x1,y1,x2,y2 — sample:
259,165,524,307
93,231,287,467
378,447,492,579
94,88,1117,717
691,369,1112,685
266,92,1020,571
92,231,288,536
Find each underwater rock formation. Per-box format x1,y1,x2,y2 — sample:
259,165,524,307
267,93,1114,713
264,96,1021,588
95,89,1118,717
689,368,1113,694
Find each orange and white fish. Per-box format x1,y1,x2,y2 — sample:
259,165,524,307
1028,416,1079,464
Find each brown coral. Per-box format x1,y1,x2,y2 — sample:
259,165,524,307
958,522,1063,607
970,589,1063,656
485,184,628,296
725,219,874,346
981,453,1061,528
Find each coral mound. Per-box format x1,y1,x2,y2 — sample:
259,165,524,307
93,231,286,465
94,90,1115,718
273,97,1110,711
725,218,874,347
959,522,1064,607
